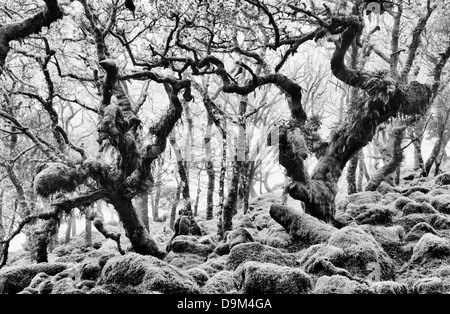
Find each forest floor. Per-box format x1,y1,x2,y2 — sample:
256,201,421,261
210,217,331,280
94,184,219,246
2,169,450,294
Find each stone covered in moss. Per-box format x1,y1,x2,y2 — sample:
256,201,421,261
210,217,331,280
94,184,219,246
237,261,312,294
99,253,199,294
314,275,373,294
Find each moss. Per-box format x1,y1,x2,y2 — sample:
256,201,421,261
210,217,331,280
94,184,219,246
402,201,438,216
0,263,69,294
171,235,215,257
427,214,450,230
164,252,206,270
410,233,450,265
37,279,54,294
354,206,396,226
51,278,77,294
187,268,210,287
225,242,297,271
396,214,428,233
237,261,312,294
227,228,254,250
197,256,227,277
405,222,438,242
377,182,396,195
413,277,445,294
327,226,395,280
88,286,111,294
435,173,450,186
257,225,294,250
313,275,373,294
431,196,450,214
298,244,349,277
212,243,230,256
100,253,200,294
347,191,382,205
370,281,408,294
80,263,101,281
380,193,403,205
395,197,413,211
201,270,238,294
359,225,405,246
33,163,85,198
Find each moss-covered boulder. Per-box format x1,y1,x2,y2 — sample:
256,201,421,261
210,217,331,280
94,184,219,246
227,228,254,250
410,233,450,265
435,173,450,186
413,277,445,294
270,204,337,247
427,214,450,230
171,235,215,257
99,253,200,294
370,281,408,294
51,278,78,294
237,261,312,294
430,196,450,214
225,242,297,271
313,275,373,294
197,256,227,277
187,268,210,287
405,222,438,242
396,214,428,233
380,193,404,206
201,270,239,294
257,224,294,250
353,205,396,226
395,197,413,211
0,263,69,294
347,191,382,205
327,226,395,280
298,244,349,277
402,201,439,216
359,225,405,246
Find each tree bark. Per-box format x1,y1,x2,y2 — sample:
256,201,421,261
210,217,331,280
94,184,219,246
347,154,359,195
204,117,215,220
85,215,92,247
135,193,150,232
221,99,247,235
365,127,405,191
169,183,182,231
109,192,164,258
64,210,73,244
0,189,4,252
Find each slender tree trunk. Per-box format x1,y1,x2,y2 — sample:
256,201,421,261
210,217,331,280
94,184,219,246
65,211,73,244
426,110,450,176
409,126,426,176
71,210,77,237
204,117,215,220
85,215,92,247
170,183,182,231
221,99,247,235
170,133,192,215
0,189,4,252
135,193,150,232
152,159,162,221
347,154,359,195
365,127,406,191
193,168,202,217
435,135,450,176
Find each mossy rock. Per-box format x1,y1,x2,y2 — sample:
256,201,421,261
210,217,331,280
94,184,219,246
171,235,215,257
435,173,450,186
353,206,396,226
402,201,438,216
313,275,373,294
99,253,200,294
327,226,395,281
370,281,408,294
405,222,438,242
237,261,312,294
225,242,297,271
431,196,450,214
0,263,69,294
346,191,382,205
227,228,254,250
413,277,445,294
359,225,405,246
187,268,210,287
396,214,428,233
410,233,450,265
257,224,294,250
201,270,239,294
